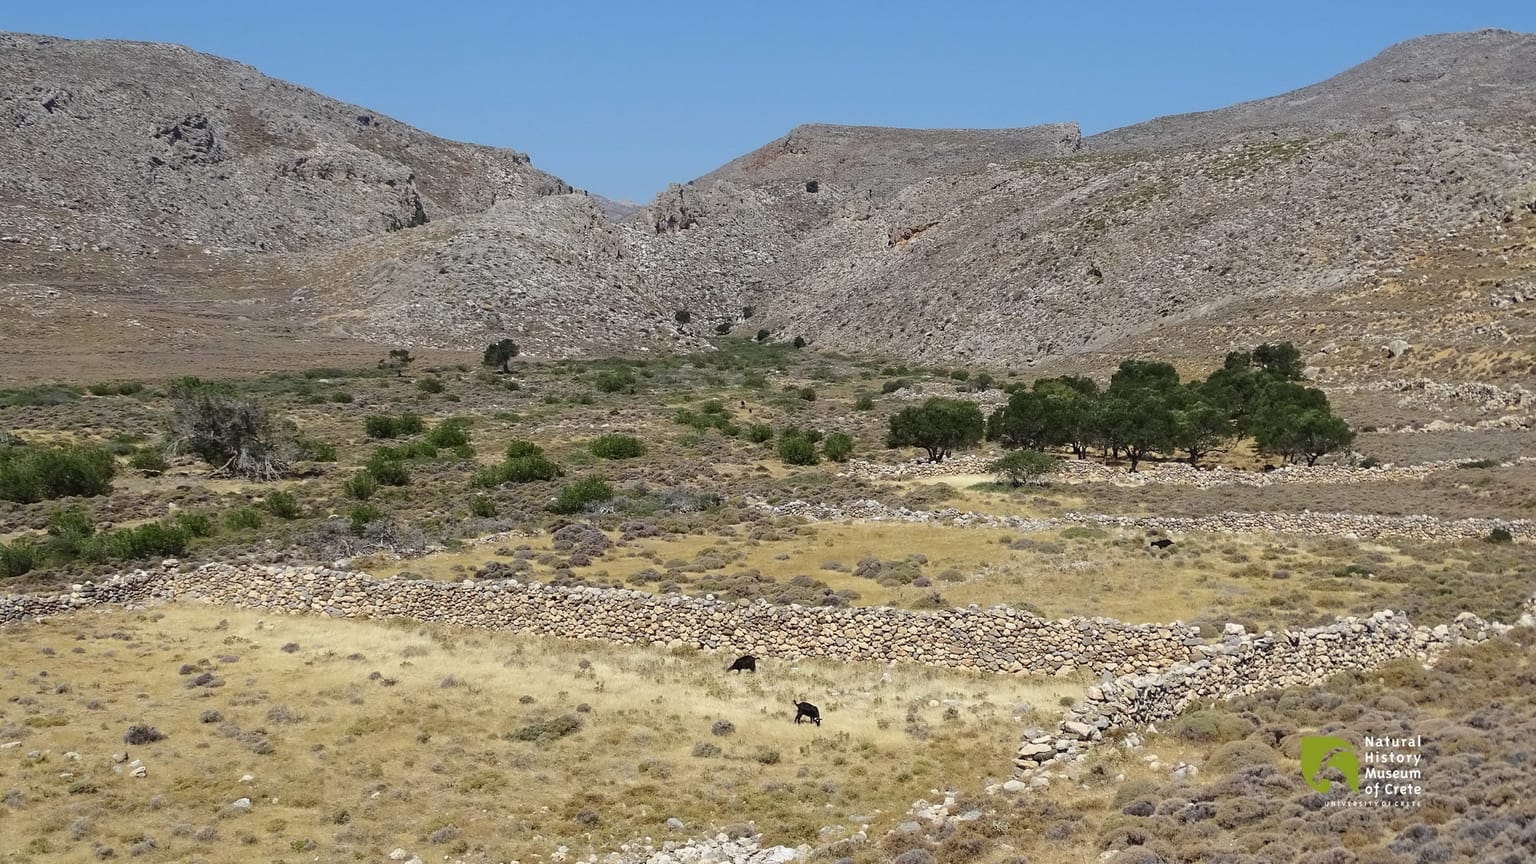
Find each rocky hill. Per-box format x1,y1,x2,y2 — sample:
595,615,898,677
1088,28,1536,152
694,122,1082,201
624,29,1536,380
2,29,1534,381
0,32,569,253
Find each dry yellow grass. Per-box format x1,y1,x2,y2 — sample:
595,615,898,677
0,604,1084,863
367,520,1406,630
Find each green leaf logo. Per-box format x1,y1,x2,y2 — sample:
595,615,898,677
1301,735,1359,793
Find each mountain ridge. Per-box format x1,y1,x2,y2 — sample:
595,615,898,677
1,29,1534,384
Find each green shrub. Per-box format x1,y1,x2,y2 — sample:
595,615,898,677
225,508,264,531
417,377,446,394
0,538,40,579
174,512,215,538
0,384,80,407
854,393,875,411
0,445,116,503
741,372,768,390
365,451,410,487
797,386,816,401
593,367,637,394
504,440,544,460
549,478,614,514
348,504,384,535
881,378,911,394
778,435,818,466
589,434,646,459
87,522,189,562
1486,527,1514,545
47,506,96,554
469,496,497,518
503,455,562,483
746,423,774,444
262,491,302,520
426,419,471,449
342,471,379,501
364,414,424,439
293,435,337,462
755,328,770,342
128,448,169,473
822,432,854,463
791,336,806,349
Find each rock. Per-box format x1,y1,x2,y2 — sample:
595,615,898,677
230,797,252,810
1002,779,1027,793
1062,720,1096,738
389,850,409,861
1386,339,1410,358
666,817,685,829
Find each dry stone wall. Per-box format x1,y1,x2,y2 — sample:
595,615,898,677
6,562,1531,785
844,454,1536,488
761,498,1534,543
1016,597,1534,777
2,562,1195,678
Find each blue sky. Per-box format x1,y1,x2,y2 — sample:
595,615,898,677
7,1,1535,201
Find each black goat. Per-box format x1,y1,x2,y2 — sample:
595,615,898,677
793,700,821,726
727,654,757,673
1149,538,1175,550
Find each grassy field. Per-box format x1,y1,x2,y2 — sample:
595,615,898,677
0,604,1086,864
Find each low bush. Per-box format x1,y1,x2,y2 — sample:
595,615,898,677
81,521,189,563
550,478,614,514
1485,527,1514,545
593,367,637,394
881,378,912,394
348,504,384,534
364,450,410,486
778,435,818,466
0,445,116,503
589,434,646,459
416,378,445,394
854,393,875,411
746,423,774,444
822,432,854,462
0,538,41,579
426,419,471,449
469,495,497,518
225,508,264,531
128,448,168,473
292,435,337,462
262,490,302,519
342,471,378,501
364,414,424,439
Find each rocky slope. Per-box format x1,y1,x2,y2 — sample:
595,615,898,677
2,29,1534,379
623,29,1536,377
0,32,569,253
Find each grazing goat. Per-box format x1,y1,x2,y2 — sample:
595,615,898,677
793,700,821,726
727,654,757,673
1149,538,1175,550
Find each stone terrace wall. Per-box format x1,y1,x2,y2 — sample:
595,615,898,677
1015,601,1532,774
763,498,1534,543
2,563,1197,678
